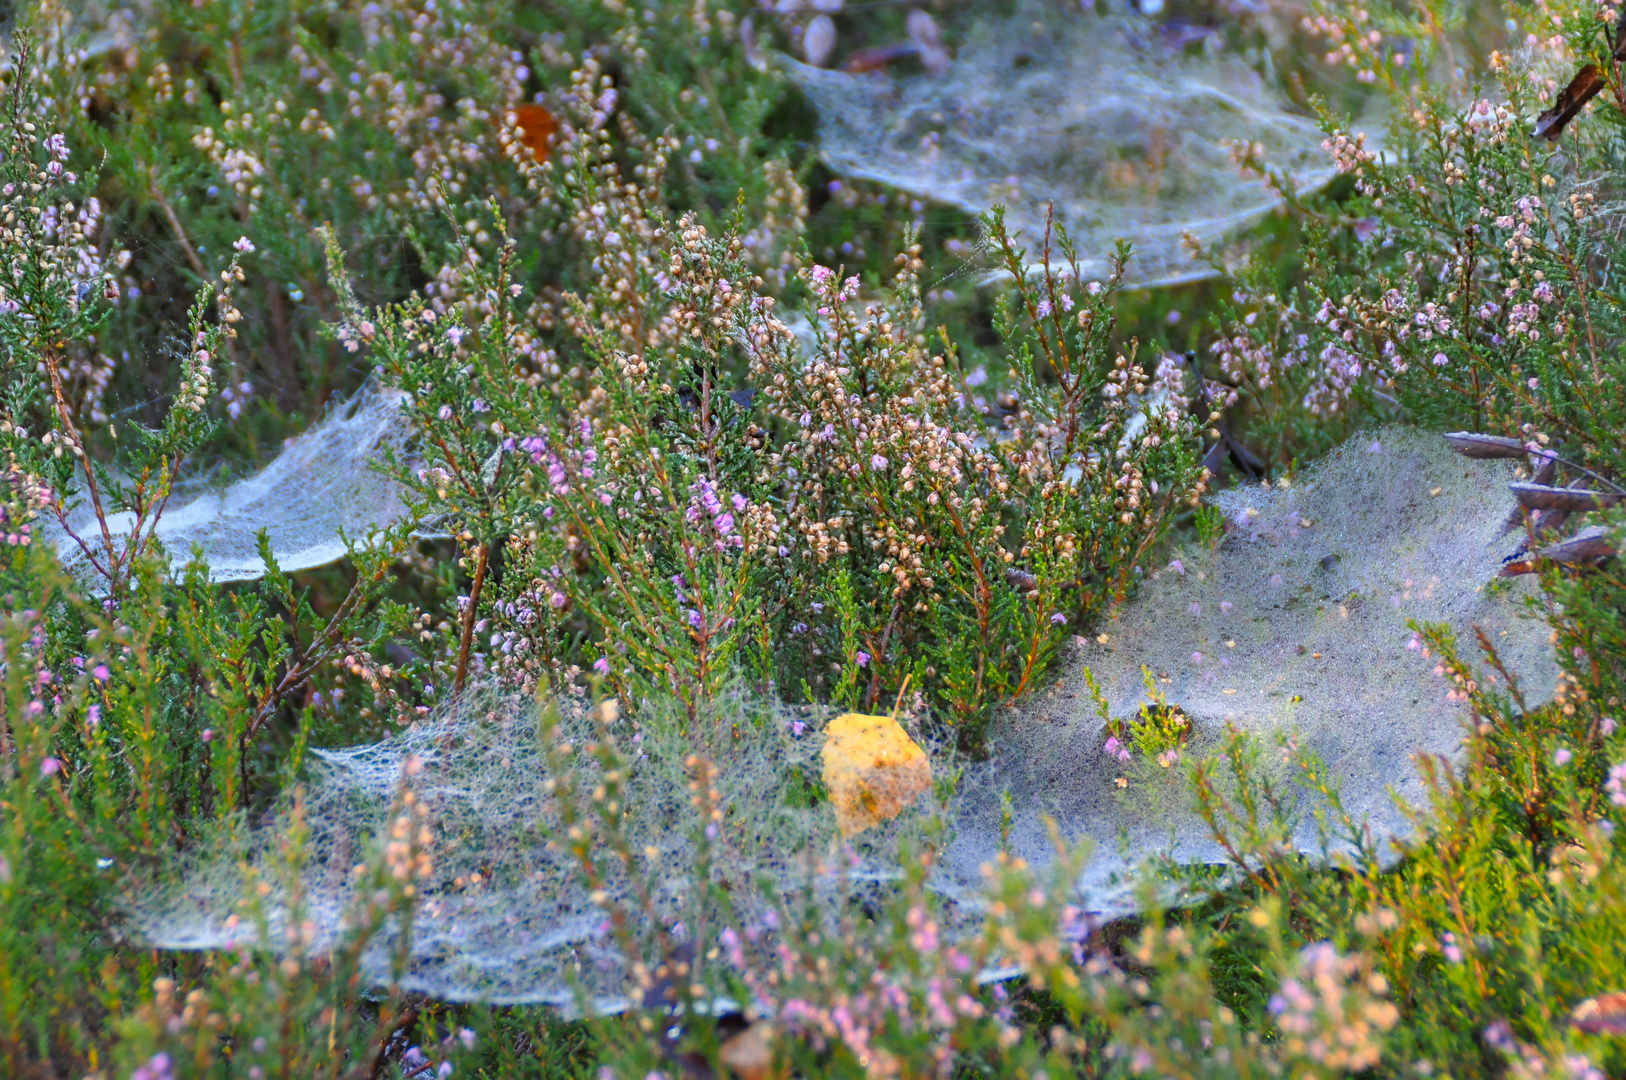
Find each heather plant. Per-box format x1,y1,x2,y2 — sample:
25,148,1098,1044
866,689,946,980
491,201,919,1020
338,88,1208,741
3,0,1626,1077
20,0,808,430
1204,0,1626,482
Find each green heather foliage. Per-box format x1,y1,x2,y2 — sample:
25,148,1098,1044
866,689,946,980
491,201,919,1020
0,0,1625,1077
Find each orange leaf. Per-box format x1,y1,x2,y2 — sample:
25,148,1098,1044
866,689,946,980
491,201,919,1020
509,103,556,163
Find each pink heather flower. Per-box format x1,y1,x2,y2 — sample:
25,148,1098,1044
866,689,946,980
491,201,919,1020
714,513,734,535
1270,573,1284,586
1191,652,1203,664
92,665,109,681
459,1029,476,1051
39,758,60,777
593,658,610,675
871,454,888,471
201,728,214,743
233,236,255,253
687,609,702,628
1603,718,1618,736
790,720,807,736
438,405,453,421
1036,299,1052,318
1408,634,1422,650
1432,352,1449,366
732,493,748,511
446,326,465,345
1441,932,1463,963
133,1052,174,1080
86,704,100,727
1168,559,1185,575
549,591,568,609
1050,612,1066,625
1220,601,1233,614
1606,762,1626,805
854,650,871,667
1103,736,1122,757
1554,747,1572,766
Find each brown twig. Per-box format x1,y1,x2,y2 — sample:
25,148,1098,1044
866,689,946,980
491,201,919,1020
338,999,420,1080
42,350,121,583
147,170,207,278
453,541,491,692
242,546,407,743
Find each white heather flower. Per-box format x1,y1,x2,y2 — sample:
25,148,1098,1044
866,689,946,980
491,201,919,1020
233,236,255,253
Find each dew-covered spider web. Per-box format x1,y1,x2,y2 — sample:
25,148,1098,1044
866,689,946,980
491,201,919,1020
946,428,1557,910
791,3,1338,288
134,429,1556,1007
48,385,416,584
136,691,959,1014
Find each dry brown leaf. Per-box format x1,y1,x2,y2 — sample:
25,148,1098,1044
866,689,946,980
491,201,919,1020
1509,483,1621,512
718,1024,773,1080
1572,992,1626,1034
510,103,557,163
1445,432,1528,459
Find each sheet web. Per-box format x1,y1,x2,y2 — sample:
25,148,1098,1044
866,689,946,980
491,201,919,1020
48,385,416,584
135,430,1556,1006
792,4,1338,287
137,692,961,1013
947,429,1556,909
